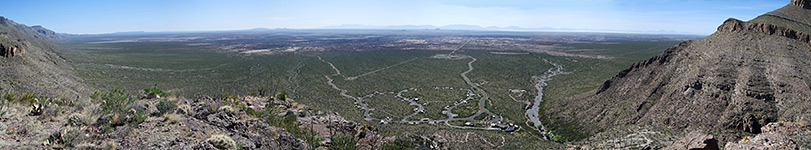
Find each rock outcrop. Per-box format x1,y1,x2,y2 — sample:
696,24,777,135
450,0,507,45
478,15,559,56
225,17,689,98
718,18,811,44
724,122,803,150
792,0,811,9
664,132,719,150
0,42,24,57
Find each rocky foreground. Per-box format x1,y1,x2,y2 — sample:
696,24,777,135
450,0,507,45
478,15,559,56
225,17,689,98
0,89,403,149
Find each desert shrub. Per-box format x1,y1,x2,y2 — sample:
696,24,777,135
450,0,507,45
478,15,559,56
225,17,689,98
329,134,358,150
143,84,167,99
129,109,147,126
156,99,177,115
0,91,12,116
20,91,37,104
95,88,135,114
46,126,86,148
3,91,16,102
205,134,237,150
382,138,417,150
93,88,147,127
276,91,287,100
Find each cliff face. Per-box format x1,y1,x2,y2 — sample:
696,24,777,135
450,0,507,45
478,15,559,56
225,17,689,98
719,18,811,44
545,1,811,144
0,41,25,57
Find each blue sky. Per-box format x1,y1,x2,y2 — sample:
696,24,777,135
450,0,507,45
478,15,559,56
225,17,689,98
0,0,789,34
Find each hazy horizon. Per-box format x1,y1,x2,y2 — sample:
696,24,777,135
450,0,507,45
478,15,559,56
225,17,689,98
2,0,789,35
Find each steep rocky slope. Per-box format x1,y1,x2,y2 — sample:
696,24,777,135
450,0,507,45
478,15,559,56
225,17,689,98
547,0,811,145
0,16,89,98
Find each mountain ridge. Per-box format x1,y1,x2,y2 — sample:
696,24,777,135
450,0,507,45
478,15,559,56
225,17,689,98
546,0,811,147
0,16,63,41
0,16,89,98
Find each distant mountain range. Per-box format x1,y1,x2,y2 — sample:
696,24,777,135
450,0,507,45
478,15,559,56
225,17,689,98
321,24,702,35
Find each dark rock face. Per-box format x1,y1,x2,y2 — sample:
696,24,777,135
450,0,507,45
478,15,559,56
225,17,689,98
189,96,220,120
792,0,811,9
718,18,811,44
0,43,24,57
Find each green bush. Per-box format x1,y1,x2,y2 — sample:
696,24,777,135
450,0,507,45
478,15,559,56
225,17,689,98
276,91,287,100
95,88,135,114
156,99,177,115
143,84,167,99
3,91,16,102
129,109,147,126
93,88,147,127
21,91,37,104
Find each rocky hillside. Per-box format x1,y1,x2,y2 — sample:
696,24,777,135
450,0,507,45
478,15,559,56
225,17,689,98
547,0,811,147
0,16,89,98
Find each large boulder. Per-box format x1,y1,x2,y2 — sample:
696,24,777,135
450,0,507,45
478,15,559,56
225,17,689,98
724,122,801,150
664,132,719,150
